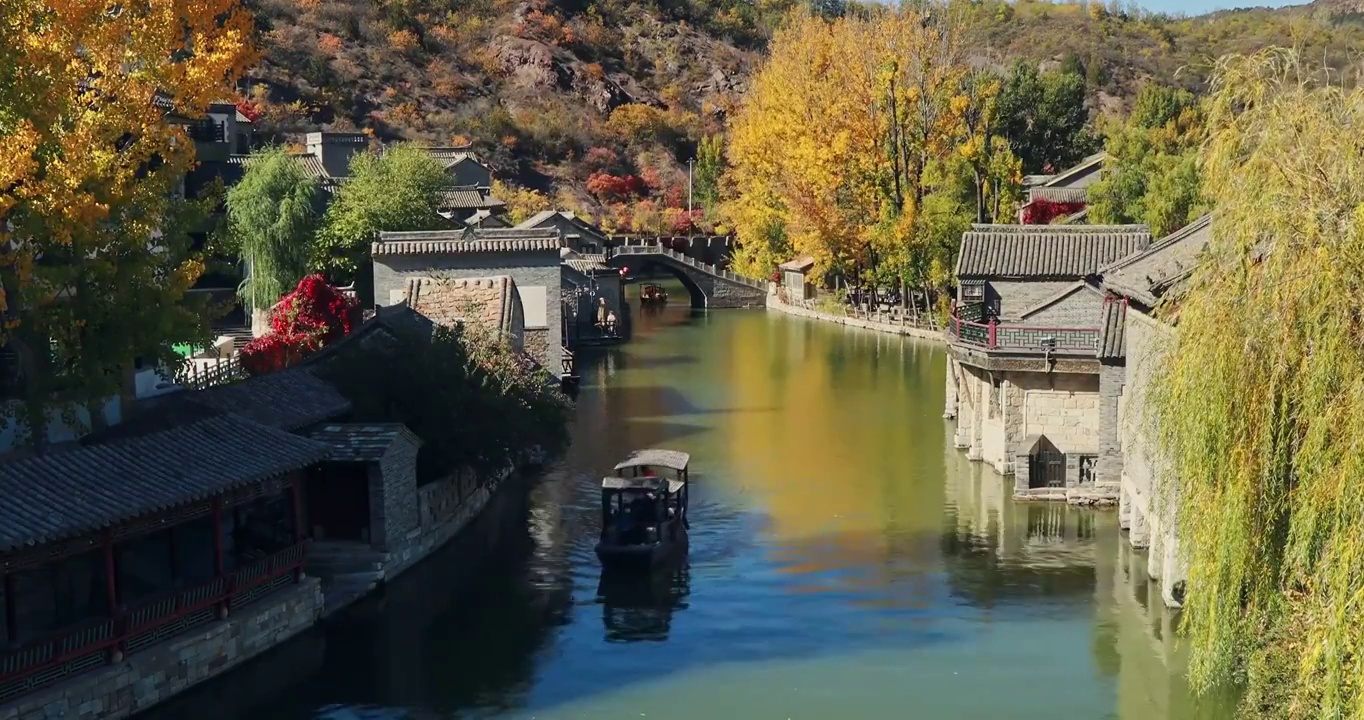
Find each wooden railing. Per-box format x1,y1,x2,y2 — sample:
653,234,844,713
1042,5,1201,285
0,541,307,703
948,315,1100,353
561,348,576,378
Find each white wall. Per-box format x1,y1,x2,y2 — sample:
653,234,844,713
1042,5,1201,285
0,396,123,454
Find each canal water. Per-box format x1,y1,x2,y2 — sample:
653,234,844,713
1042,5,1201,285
145,290,1233,720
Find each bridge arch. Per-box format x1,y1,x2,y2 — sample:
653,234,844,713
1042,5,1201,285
623,261,708,309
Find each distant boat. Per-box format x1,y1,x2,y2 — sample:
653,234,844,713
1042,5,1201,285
640,284,668,305
595,449,691,570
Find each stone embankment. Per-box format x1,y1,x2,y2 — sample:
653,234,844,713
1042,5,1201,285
765,290,943,342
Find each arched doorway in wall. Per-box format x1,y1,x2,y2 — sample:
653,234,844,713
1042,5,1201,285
1027,435,1066,489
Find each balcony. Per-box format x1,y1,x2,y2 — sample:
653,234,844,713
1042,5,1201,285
947,315,1099,355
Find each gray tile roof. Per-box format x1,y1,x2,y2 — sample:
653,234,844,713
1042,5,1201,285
436,187,505,210
189,368,352,431
85,368,352,444
373,228,563,256
464,209,510,228
1101,214,1212,308
299,305,436,370
564,255,612,274
227,153,331,181
1028,187,1089,204
307,423,421,463
1099,295,1127,360
1041,151,1106,188
955,224,1151,279
0,414,331,552
779,256,815,272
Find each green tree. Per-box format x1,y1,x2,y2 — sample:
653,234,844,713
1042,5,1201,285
0,0,254,448
1151,50,1364,719
694,134,724,212
994,62,1096,174
314,143,451,292
227,148,319,315
1087,83,1205,237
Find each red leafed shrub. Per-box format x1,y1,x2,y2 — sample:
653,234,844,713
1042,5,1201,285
235,99,261,124
241,275,359,376
1021,199,1086,225
582,146,620,174
663,184,685,209
669,209,703,235
586,172,647,202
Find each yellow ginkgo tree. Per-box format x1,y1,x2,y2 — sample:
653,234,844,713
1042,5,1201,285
0,0,256,448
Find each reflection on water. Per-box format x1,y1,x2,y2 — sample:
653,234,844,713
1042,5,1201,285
143,283,1232,720
596,568,690,643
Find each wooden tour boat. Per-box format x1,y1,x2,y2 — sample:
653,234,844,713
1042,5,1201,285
595,449,690,570
640,284,668,305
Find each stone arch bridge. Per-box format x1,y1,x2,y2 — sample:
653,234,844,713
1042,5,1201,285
607,245,768,309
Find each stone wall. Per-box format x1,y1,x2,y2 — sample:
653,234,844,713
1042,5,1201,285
385,467,511,579
0,580,322,720
523,328,550,367
416,468,481,529
1013,286,1106,328
374,436,421,550
1119,309,1185,607
373,251,563,368
988,280,1075,319
1017,372,1101,454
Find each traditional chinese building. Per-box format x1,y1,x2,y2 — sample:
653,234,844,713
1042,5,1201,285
944,223,1150,504
0,413,328,718
371,228,565,367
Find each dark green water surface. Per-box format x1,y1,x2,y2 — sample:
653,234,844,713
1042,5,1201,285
143,294,1231,720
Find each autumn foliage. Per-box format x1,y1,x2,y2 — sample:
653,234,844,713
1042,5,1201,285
240,275,359,375
586,172,648,202
1021,199,1086,225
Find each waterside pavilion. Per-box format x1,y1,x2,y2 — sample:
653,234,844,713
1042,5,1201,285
944,224,1151,504
0,414,329,717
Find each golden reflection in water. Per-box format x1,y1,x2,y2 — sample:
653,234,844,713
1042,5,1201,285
709,314,949,590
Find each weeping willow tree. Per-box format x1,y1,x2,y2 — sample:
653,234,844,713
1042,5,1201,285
226,147,319,313
1152,49,1364,718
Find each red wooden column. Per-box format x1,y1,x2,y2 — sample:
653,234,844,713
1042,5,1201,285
211,499,225,576
3,572,17,644
290,474,306,543
102,530,122,658
211,499,228,617
988,319,997,349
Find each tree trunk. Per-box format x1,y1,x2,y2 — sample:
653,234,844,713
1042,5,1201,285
251,307,273,338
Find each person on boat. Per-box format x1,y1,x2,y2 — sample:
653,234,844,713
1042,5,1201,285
596,298,607,328
605,310,618,335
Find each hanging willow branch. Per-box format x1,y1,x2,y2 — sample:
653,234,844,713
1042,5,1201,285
1150,48,1364,719
226,147,319,312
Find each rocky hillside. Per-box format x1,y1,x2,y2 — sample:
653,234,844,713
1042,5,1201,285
242,0,1364,227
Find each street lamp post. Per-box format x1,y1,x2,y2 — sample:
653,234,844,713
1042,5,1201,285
687,158,694,215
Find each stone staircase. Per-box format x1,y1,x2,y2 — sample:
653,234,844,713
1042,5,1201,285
306,540,391,615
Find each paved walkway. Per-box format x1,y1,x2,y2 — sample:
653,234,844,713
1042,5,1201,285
766,292,945,343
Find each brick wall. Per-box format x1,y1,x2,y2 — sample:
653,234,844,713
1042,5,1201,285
0,580,322,720
1008,286,1105,329
373,251,563,367
988,280,1075,319
376,435,421,550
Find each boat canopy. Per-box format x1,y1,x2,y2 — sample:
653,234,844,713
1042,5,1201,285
614,449,690,472
601,476,685,493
